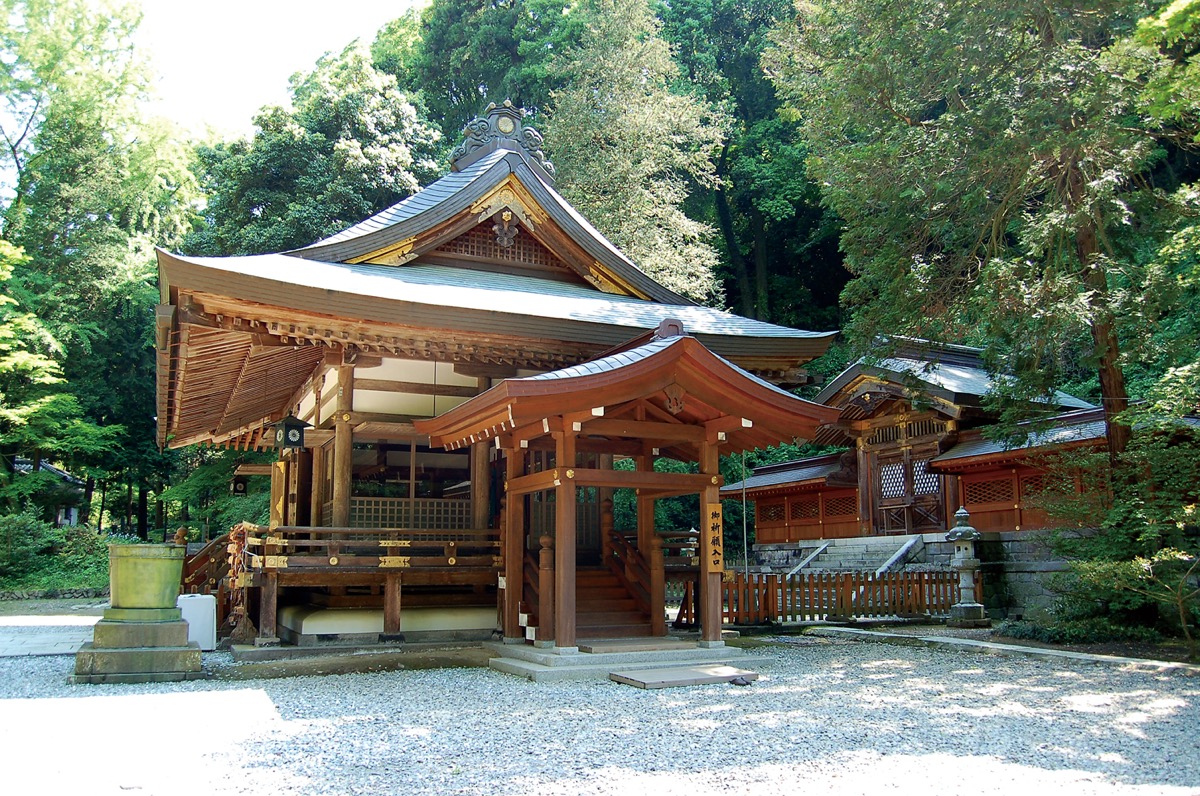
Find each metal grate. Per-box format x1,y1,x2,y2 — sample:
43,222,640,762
965,478,1015,505
790,498,820,521
912,458,940,495
824,495,857,518
880,461,906,498
760,501,785,523
435,222,561,268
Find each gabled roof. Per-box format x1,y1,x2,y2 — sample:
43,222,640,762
415,329,841,456
816,353,1093,411
720,453,845,495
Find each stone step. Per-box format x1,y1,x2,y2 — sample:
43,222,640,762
485,641,770,682
610,665,760,689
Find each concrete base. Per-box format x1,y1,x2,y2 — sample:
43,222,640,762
485,639,769,682
72,618,204,684
948,602,991,628
277,605,496,646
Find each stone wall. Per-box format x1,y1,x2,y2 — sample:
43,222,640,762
922,530,1066,620
0,587,109,601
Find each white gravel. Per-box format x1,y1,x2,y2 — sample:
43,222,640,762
1,635,1197,795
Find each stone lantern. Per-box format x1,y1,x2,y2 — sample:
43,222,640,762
945,507,990,628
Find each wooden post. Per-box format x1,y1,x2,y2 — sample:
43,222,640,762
699,441,723,644
537,533,555,645
269,460,288,529
383,573,402,637
636,453,655,552
293,449,312,526
503,451,525,641
471,440,490,530
332,364,354,527
649,533,666,636
599,496,614,566
553,431,577,649
310,444,326,526
258,572,278,644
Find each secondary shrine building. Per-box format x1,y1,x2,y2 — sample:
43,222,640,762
158,103,838,649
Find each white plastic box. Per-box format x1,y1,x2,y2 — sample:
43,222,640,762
176,593,217,651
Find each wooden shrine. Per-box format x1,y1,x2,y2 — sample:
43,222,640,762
723,339,1099,541
158,102,836,646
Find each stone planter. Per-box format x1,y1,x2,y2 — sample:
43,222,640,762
105,544,186,622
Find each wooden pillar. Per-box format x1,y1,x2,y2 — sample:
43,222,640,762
503,450,525,641
258,572,279,643
537,533,555,645
699,441,724,644
599,453,614,563
383,573,402,637
649,533,666,636
332,364,354,527
553,430,577,649
309,444,326,526
636,452,656,552
292,449,312,526
471,440,490,530
269,460,288,529
856,438,872,536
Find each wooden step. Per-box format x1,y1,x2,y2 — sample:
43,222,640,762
578,623,653,638
577,597,638,611
577,610,649,624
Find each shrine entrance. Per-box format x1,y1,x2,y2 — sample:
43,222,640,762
417,321,839,650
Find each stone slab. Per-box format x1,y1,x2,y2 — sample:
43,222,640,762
610,665,760,689
92,619,190,649
102,607,182,623
73,642,201,677
578,638,694,654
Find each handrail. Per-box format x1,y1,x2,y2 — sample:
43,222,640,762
607,531,651,611
875,536,923,577
181,531,231,591
787,541,830,576
240,524,501,572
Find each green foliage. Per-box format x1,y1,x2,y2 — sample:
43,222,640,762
186,43,442,256
0,510,61,578
543,0,726,303
159,448,271,538
995,617,1163,646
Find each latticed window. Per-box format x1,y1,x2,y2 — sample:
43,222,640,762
760,501,785,523
879,461,906,498
912,458,940,495
790,497,820,521
1020,475,1046,499
435,223,561,268
824,495,857,517
964,478,1015,506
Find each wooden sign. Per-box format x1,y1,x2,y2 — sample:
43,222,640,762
703,503,724,574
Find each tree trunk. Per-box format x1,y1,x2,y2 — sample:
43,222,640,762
97,480,107,533
750,207,770,321
1077,220,1130,465
137,484,149,540
713,144,756,318
83,477,95,526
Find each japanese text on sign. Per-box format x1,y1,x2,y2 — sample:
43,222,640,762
703,503,723,574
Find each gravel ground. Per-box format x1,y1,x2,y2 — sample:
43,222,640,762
1,635,1197,796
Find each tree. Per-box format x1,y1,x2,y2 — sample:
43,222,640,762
543,0,726,303
658,0,845,326
187,43,442,256
409,0,585,137
766,0,1165,461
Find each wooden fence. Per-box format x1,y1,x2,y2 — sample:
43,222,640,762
722,570,977,624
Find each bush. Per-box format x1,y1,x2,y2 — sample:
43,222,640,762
0,523,139,592
0,511,63,578
995,617,1163,646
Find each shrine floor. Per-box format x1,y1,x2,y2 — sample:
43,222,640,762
2,629,1197,795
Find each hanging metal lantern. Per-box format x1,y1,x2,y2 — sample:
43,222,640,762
272,414,312,450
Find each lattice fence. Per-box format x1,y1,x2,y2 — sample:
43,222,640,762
965,477,1015,506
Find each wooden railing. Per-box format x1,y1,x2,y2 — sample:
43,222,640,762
607,531,652,612
181,531,231,594
239,524,499,572
722,570,978,624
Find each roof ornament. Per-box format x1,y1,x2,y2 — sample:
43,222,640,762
449,100,557,179
654,318,686,339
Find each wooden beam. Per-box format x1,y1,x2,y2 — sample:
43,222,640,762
581,418,706,442
506,468,562,497
332,365,354,527
354,378,479,398
234,464,273,476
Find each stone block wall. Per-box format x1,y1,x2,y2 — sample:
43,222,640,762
921,530,1067,620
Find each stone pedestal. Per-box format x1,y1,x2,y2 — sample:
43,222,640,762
72,544,205,684
945,508,991,629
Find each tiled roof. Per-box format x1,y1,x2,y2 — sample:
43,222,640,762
721,455,844,493
816,355,1093,410
167,254,831,342
932,411,1107,463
